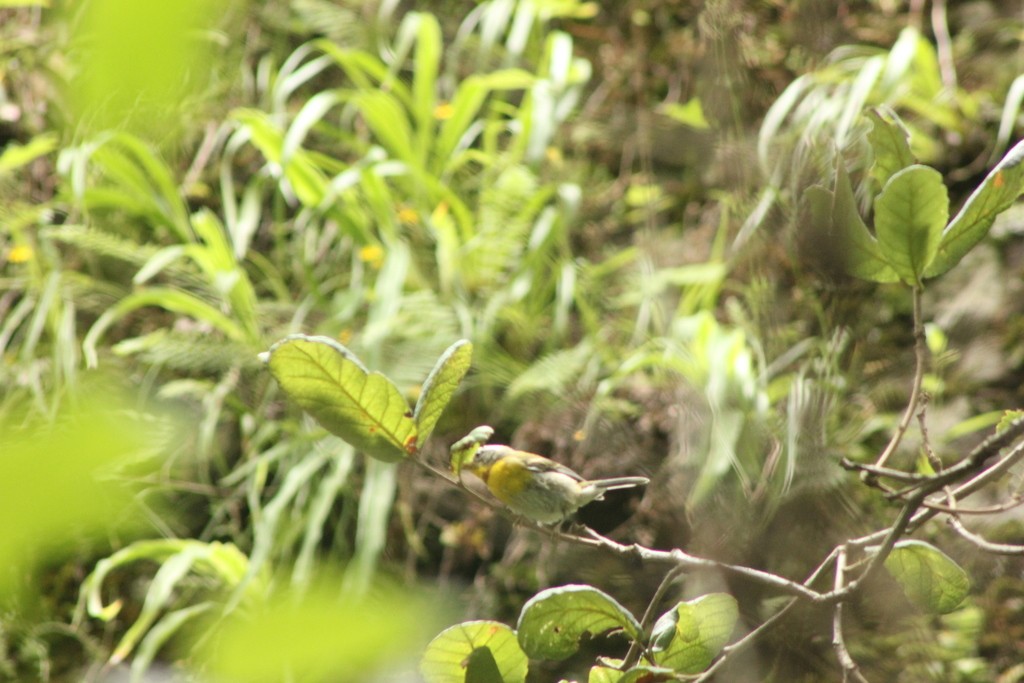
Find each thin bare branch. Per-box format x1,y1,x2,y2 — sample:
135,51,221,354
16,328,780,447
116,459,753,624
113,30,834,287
923,496,1024,515
873,287,927,469
840,458,929,483
947,516,1024,555
623,563,688,667
832,546,870,682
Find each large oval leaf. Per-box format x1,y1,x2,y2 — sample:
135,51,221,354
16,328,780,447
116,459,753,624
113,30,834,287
516,585,642,661
420,620,527,683
414,339,473,448
874,165,949,284
262,335,416,462
650,593,738,674
883,540,969,614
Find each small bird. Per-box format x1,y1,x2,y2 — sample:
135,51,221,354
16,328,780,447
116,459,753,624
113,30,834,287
462,444,650,524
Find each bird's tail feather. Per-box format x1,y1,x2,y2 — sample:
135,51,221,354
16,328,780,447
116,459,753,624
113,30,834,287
591,476,650,491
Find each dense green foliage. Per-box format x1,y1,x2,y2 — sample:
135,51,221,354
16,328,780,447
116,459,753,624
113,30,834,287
4,0,1024,681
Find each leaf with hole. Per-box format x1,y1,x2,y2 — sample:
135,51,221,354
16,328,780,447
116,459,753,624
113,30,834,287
516,585,641,661
262,335,417,462
883,540,969,614
650,593,738,674
420,621,527,683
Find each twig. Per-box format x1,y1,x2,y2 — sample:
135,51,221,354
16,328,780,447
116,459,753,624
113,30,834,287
846,435,1024,553
840,458,929,483
942,490,1024,555
916,398,941,473
908,0,925,31
580,535,825,602
873,287,927,470
835,422,1024,598
832,545,869,682
947,515,1024,555
860,415,1024,506
921,495,1024,515
623,564,688,667
695,548,842,681
693,597,798,682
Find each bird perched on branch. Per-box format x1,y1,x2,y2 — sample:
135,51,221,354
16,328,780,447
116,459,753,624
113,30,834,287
461,444,650,524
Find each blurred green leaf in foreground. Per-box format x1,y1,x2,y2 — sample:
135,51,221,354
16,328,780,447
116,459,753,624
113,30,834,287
61,0,236,141
0,386,162,594
199,576,443,683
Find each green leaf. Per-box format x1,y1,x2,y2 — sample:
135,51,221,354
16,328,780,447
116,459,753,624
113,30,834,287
925,139,1024,278
420,621,528,683
802,180,898,284
516,585,642,661
658,98,709,129
464,646,505,683
588,661,673,683
435,70,534,172
0,133,57,175
650,593,738,674
84,288,252,367
231,109,329,208
873,165,949,284
414,340,473,448
867,107,915,191
997,410,1024,434
263,335,417,462
2,401,154,593
205,581,436,683
450,425,495,476
96,541,257,664
829,161,899,283
354,91,416,164
409,12,442,138
802,157,901,282
883,540,970,614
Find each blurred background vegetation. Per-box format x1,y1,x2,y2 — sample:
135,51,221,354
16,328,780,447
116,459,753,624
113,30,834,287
3,0,1024,680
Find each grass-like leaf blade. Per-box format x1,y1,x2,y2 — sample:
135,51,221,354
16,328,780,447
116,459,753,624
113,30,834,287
264,335,417,462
